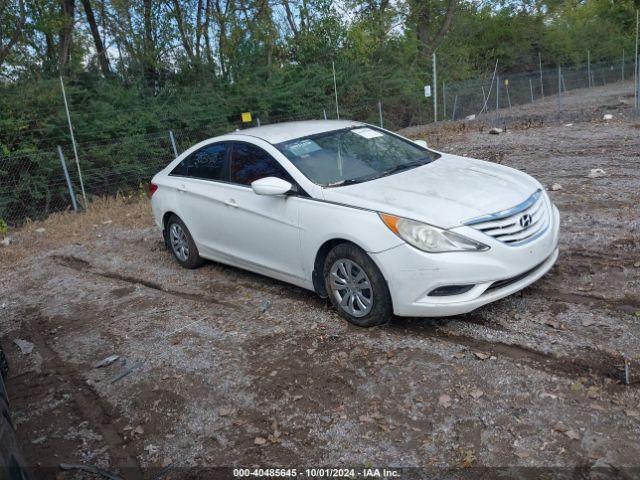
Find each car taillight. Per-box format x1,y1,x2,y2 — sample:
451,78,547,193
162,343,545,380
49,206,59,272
148,183,158,197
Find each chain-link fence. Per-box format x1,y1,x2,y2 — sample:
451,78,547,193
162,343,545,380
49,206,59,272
441,58,635,122
0,134,174,226
1,56,638,227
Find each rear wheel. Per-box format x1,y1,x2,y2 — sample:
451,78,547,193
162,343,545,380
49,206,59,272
166,215,205,269
323,243,392,327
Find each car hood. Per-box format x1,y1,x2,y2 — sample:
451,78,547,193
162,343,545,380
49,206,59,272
320,153,542,229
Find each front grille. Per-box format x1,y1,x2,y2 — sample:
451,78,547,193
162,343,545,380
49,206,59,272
465,190,549,246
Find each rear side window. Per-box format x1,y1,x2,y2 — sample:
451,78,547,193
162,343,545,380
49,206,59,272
170,143,228,180
229,143,292,186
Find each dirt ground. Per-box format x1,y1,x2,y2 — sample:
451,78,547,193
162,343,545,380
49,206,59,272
1,81,639,478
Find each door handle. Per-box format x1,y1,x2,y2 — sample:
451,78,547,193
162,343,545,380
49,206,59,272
225,198,238,208
177,184,187,192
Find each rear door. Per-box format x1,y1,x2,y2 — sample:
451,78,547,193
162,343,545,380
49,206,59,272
213,141,305,282
168,142,230,256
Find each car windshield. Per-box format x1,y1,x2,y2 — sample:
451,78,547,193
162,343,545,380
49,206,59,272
275,126,439,187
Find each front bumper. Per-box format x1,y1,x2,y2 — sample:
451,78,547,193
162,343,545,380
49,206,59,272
370,204,560,317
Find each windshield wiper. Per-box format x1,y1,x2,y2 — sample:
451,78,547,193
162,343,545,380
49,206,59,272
376,160,429,178
326,178,365,187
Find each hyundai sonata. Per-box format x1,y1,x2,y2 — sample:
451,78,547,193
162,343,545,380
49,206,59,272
150,120,559,327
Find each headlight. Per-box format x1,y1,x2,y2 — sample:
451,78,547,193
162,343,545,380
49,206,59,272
379,213,489,253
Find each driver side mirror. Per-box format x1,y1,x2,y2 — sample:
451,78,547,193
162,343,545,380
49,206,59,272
414,139,428,148
251,177,293,196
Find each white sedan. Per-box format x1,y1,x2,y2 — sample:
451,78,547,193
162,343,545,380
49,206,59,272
150,120,559,327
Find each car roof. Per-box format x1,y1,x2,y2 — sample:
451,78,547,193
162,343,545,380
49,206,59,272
232,119,364,144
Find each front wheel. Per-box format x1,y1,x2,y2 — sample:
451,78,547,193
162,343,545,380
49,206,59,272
323,243,392,327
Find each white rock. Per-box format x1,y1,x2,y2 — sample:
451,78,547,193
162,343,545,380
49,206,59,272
488,127,503,135
144,444,159,454
94,354,120,368
0,236,11,246
587,168,606,178
603,114,613,120
564,123,573,127
31,436,47,445
35,227,46,233
465,114,476,121
550,183,563,191
13,339,34,354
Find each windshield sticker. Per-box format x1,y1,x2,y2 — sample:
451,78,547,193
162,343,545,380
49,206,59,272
352,127,384,139
286,139,322,157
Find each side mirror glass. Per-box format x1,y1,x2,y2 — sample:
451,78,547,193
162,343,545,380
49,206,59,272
251,177,293,196
414,139,428,148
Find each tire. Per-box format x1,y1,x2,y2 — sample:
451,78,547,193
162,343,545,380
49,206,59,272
166,215,205,269
323,243,392,327
0,347,7,379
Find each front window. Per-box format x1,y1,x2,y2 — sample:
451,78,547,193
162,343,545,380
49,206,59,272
229,143,293,186
276,127,438,187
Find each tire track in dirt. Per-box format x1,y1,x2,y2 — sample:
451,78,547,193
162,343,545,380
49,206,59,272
51,254,240,310
388,320,636,388
10,308,144,478
53,254,638,387
531,289,640,314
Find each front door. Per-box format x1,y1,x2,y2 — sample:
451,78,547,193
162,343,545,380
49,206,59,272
215,142,304,282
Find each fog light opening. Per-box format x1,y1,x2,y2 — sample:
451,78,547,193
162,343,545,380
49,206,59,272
428,284,475,297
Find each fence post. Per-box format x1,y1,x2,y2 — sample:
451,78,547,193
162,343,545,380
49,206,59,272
378,101,383,128
60,76,88,209
452,94,458,121
432,51,438,122
538,52,545,97
529,78,534,103
332,61,340,120
505,79,512,110
622,49,625,81
169,130,178,157
587,50,591,88
57,146,78,213
442,81,447,119
495,75,500,120
557,66,562,115
481,86,487,113
323,109,327,120
257,117,261,127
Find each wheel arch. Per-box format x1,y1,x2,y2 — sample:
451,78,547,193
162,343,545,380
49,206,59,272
312,238,369,298
162,211,178,229
162,211,179,246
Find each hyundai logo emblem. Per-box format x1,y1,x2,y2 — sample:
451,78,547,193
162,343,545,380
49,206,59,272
519,214,532,228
